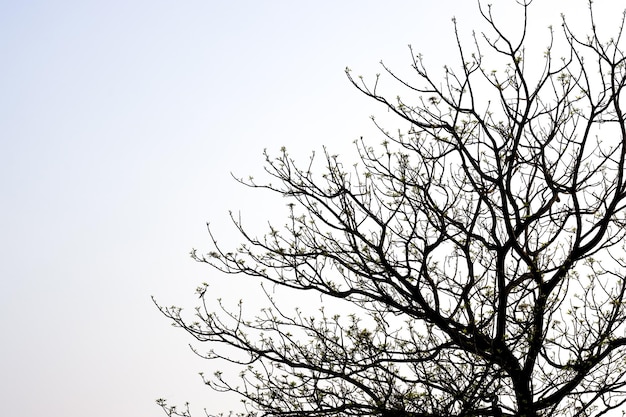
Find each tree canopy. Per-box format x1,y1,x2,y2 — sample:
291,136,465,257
156,1,626,416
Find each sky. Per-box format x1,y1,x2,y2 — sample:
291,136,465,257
0,1,619,416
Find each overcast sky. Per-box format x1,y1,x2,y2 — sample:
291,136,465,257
0,1,618,416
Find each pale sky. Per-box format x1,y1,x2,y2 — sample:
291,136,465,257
0,1,616,416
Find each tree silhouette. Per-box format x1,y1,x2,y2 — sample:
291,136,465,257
156,1,626,416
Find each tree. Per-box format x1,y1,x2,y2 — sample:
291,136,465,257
155,1,626,416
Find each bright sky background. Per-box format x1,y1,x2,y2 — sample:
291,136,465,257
0,1,619,416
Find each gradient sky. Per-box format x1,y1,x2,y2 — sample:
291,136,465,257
0,1,617,416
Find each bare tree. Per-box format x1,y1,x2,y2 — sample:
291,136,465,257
155,1,626,416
